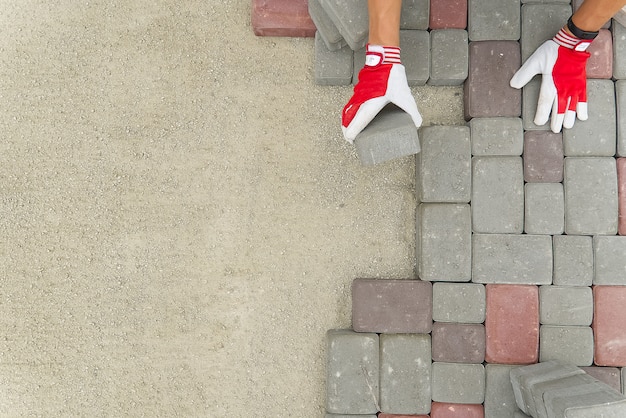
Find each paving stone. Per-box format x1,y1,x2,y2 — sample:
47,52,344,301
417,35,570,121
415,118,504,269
432,282,485,324
326,329,379,414
485,284,539,364
352,46,366,84
429,29,468,86
522,77,550,131
417,204,471,282
594,236,626,285
471,157,524,233
586,29,613,79
314,32,353,86
326,415,377,418
524,183,564,235
432,322,485,364
581,367,622,393
464,41,521,119
552,235,594,287
470,117,523,156
593,286,626,367
400,30,431,86
562,79,616,157
320,0,368,50
352,279,432,334
520,3,572,62
251,0,317,37
400,0,430,30
431,402,484,417
378,414,429,418
543,380,626,418
619,158,626,234
514,412,531,418
484,364,520,418
618,83,626,158
468,0,520,41
429,0,467,29
354,105,420,166
309,0,346,51
623,368,626,395
431,362,486,404
613,19,626,80
539,325,595,366
380,334,432,415
535,374,605,418
523,130,563,183
564,157,618,235
472,235,552,285
539,285,593,326
417,126,471,203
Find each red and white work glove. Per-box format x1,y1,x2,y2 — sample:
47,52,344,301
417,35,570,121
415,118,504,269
510,28,593,133
341,44,422,142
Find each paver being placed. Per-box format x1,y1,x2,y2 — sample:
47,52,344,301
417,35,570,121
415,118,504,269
543,380,626,418
613,19,626,80
314,32,353,86
594,236,626,285
431,322,485,364
320,0,368,50
524,183,564,235
400,30,430,86
400,0,430,30
430,402,484,417
467,0,520,41
431,362,486,404
581,367,622,393
429,0,467,29
586,29,613,79
352,279,432,334
523,130,563,183
429,29,468,86
380,334,431,415
539,285,593,326
470,117,523,156
552,235,594,287
618,82,626,158
432,282,485,324
309,0,346,51
594,286,626,367
484,364,520,418
520,3,572,62
251,0,317,37
539,325,595,366
619,158,626,235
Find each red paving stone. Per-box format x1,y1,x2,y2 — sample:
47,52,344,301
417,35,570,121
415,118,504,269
485,285,539,365
587,29,613,79
432,322,485,364
593,286,626,366
251,0,316,37
581,366,622,392
430,0,467,29
431,402,484,418
523,131,564,183
619,158,626,236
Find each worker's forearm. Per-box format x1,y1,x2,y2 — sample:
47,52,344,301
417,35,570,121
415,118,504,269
368,0,402,46
572,0,626,32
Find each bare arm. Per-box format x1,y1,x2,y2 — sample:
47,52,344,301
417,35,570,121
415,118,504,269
571,0,626,32
367,0,402,46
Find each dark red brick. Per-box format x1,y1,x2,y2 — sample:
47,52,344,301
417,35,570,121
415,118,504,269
593,286,626,366
523,131,564,183
587,29,613,79
581,366,622,392
430,0,467,29
251,0,316,37
431,402,484,417
432,322,485,364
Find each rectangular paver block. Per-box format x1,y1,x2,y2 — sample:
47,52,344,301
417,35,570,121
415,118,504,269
320,0,368,50
401,30,431,86
553,235,593,287
468,0,520,41
432,322,485,364
252,0,317,37
429,29,468,86
314,32,353,85
540,325,595,366
544,380,626,418
532,373,599,418
523,130,563,182
613,19,626,79
432,282,485,324
309,0,346,51
380,334,431,415
594,236,626,285
616,82,626,157
587,29,613,79
594,286,626,367
400,0,430,30
484,364,520,418
540,286,593,326
432,362,486,404
352,279,432,333
521,3,572,62
619,158,626,234
431,402,484,417
524,183,564,235
470,117,523,156
326,329,379,414
581,367,622,393
429,0,467,29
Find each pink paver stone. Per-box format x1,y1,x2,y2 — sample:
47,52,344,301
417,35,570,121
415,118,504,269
431,402,484,417
251,0,316,37
593,286,626,366
581,366,622,392
430,0,467,29
587,29,613,79
618,158,626,236
485,284,539,365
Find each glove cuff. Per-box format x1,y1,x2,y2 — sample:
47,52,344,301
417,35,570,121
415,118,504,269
553,28,592,52
365,44,401,66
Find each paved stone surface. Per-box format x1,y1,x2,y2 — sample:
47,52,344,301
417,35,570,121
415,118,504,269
314,32,353,86
251,0,317,37
400,0,430,30
520,3,571,62
594,286,626,367
484,364,520,418
523,130,563,183
620,158,626,235
539,285,593,326
470,117,523,156
309,0,346,51
587,29,613,79
524,183,564,235
431,362,485,404
581,367,622,393
429,29,468,86
468,0,520,41
618,82,626,157
431,322,485,364
539,325,595,366
429,0,467,29
613,19,626,80
594,236,626,285
552,235,594,287
431,402,484,417
320,0,368,50
400,30,431,86
432,282,485,324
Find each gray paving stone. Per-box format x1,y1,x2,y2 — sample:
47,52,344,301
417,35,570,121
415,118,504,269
616,80,626,157
540,325,595,366
417,125,471,203
472,234,553,285
532,373,598,418
314,32,353,86
417,203,471,282
564,157,618,235
429,29,468,86
524,183,564,235
594,236,626,285
544,381,626,418
320,0,368,51
326,329,379,414
522,77,550,131
354,105,420,166
471,156,524,233
431,362,485,404
521,3,572,62
613,19,626,80
514,411,531,418
432,282,485,323
309,0,346,51
553,235,594,287
563,79,616,157
352,46,366,84
468,0,520,41
400,0,430,30
485,364,520,418
470,117,524,156
400,30,430,86
380,334,431,415
540,285,593,326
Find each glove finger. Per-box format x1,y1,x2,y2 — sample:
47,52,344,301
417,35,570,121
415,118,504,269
550,96,566,133
577,101,588,121
387,65,423,128
510,41,554,89
563,110,576,129
534,76,556,126
341,97,389,142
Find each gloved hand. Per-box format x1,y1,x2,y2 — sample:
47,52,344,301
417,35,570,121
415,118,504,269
341,44,422,143
510,28,592,133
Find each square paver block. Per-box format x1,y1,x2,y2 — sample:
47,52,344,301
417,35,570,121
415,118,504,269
619,158,626,234
432,282,485,323
472,234,553,285
431,362,486,404
524,183,564,235
581,367,622,393
429,29,468,86
539,325,595,366
468,0,520,41
400,30,430,86
400,0,430,30
594,286,626,366
418,204,471,282
485,284,539,364
613,19,626,80
587,29,613,79
352,279,432,333
252,0,317,37
326,329,379,414
471,157,524,233
430,402,484,417
314,32,353,86
432,322,485,364
380,334,432,415
553,235,593,287
464,41,521,119
484,364,520,418
594,236,626,285
618,82,626,157
564,157,618,235
470,117,523,156
521,3,572,62
429,0,467,29
522,77,550,131
320,0,368,50
417,126,471,203
562,79,616,157
540,286,593,326
523,130,563,183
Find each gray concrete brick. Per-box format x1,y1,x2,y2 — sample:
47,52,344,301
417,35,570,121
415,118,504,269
616,80,626,157
400,0,430,30
485,364,521,418
594,236,626,285
471,156,524,233
314,32,353,86
514,411,531,418
432,282,485,323
417,203,471,282
354,105,420,166
468,0,520,41
417,126,471,203
522,77,550,131
309,0,346,51
524,183,564,235
320,0,368,51
470,117,524,156
429,29,468,86
380,334,431,415
533,373,598,418
431,362,485,404
472,234,553,285
326,329,379,414
544,381,626,418
564,157,618,235
540,285,593,326
401,30,430,86
540,325,595,366
613,19,626,80
553,235,594,287
521,3,572,62
563,79,616,157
